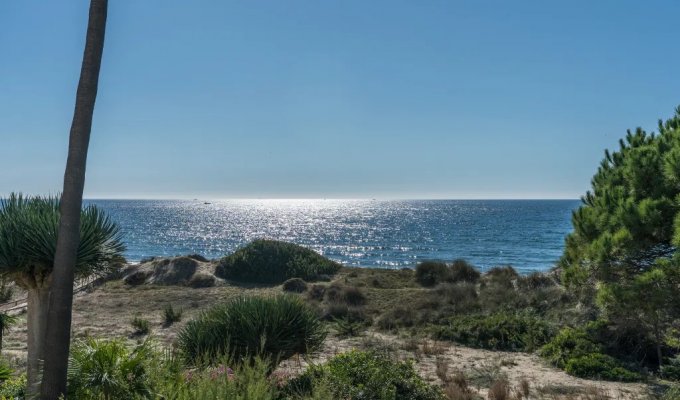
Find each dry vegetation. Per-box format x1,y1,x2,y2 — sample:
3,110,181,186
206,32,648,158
0,260,663,399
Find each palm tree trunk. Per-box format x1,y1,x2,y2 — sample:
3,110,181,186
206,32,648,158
40,1,108,398
26,287,50,398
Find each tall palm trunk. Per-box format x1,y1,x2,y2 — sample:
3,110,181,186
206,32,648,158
26,286,50,395
40,1,108,398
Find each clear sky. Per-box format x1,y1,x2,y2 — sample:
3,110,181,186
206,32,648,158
1,1,679,199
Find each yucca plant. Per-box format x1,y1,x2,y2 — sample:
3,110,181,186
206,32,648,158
67,337,156,400
177,295,326,368
163,304,183,327
0,194,125,390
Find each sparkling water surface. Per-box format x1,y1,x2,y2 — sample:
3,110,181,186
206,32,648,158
86,199,579,273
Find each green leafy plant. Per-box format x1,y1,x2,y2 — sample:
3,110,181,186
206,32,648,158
540,327,603,369
564,353,641,382
131,317,150,335
435,312,554,352
0,374,25,399
163,304,183,327
215,240,341,283
155,357,276,400
67,338,157,400
177,295,326,367
284,350,444,400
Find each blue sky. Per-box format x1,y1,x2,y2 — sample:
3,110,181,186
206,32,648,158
1,1,679,199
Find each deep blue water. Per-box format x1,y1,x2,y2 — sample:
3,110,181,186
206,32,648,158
86,199,580,273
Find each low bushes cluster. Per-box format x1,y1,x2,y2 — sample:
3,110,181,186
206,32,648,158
564,353,641,382
415,260,480,287
662,356,680,381
540,326,641,381
434,312,554,352
215,240,341,283
177,295,326,367
284,350,445,400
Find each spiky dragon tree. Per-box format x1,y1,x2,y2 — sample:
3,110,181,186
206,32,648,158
0,194,124,395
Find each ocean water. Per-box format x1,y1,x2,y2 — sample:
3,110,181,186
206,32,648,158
86,199,580,273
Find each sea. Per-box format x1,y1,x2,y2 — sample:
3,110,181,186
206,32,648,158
85,199,581,273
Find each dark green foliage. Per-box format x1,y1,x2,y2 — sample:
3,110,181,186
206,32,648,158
282,278,307,293
661,356,680,381
285,350,444,400
131,317,150,335
564,353,641,382
540,327,603,369
0,194,125,278
0,358,13,382
517,272,555,290
483,266,519,287
415,261,449,287
163,304,182,326
67,338,156,399
434,313,554,352
177,295,326,367
215,240,341,283
449,259,481,283
560,108,680,369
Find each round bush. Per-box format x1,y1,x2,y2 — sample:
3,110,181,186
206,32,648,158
284,350,444,400
215,240,342,283
540,327,603,369
415,261,449,287
449,259,481,283
177,295,326,366
282,278,308,293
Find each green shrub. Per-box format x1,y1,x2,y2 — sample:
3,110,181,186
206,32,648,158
67,338,156,399
483,266,518,288
415,261,449,287
564,353,641,381
163,304,183,326
449,260,481,283
215,240,341,283
131,317,150,335
155,357,277,400
282,278,308,293
435,313,554,352
0,374,25,399
540,327,603,369
661,356,680,381
284,350,444,400
433,283,480,313
661,386,680,400
517,272,555,290
177,295,326,367
131,317,151,335
324,284,366,306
